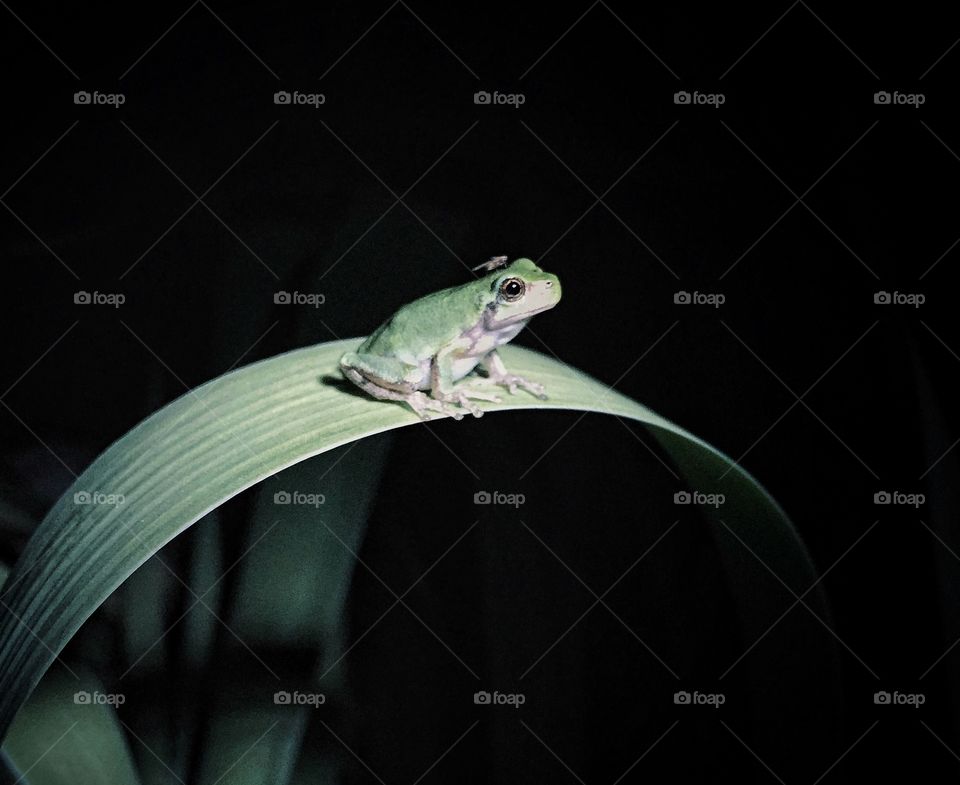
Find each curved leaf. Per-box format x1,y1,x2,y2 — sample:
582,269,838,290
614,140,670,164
0,339,825,741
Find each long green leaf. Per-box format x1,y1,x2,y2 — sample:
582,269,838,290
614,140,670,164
0,339,826,742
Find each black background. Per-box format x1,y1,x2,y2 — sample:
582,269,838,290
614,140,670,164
2,1,960,782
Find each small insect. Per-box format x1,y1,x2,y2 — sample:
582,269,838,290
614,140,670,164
471,255,509,272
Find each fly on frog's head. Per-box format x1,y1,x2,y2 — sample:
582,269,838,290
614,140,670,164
471,255,509,273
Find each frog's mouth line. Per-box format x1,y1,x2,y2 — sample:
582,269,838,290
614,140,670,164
490,302,557,326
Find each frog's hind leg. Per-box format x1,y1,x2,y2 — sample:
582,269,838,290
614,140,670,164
340,352,422,392
339,352,457,420
340,364,411,402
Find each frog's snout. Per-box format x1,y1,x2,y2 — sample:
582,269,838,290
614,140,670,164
544,274,562,301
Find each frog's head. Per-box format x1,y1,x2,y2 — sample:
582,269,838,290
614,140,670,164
484,257,561,328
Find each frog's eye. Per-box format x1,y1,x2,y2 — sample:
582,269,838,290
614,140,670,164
499,277,525,302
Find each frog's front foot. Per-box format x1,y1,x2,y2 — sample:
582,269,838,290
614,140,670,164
490,373,547,400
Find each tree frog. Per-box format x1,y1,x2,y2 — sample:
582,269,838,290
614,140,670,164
339,257,562,420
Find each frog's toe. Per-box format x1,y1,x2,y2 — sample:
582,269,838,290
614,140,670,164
453,394,483,418
430,391,483,419
436,399,467,420
407,392,445,420
496,374,545,398
405,400,432,421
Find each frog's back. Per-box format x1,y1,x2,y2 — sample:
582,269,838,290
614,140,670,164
359,282,486,362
